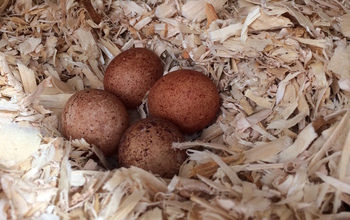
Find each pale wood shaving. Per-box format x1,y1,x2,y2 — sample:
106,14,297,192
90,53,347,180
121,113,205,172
279,123,318,162
17,62,37,94
155,2,177,19
338,128,350,181
182,0,227,22
250,9,293,31
1,0,350,219
277,1,318,37
339,13,350,38
241,6,261,43
327,41,350,79
209,24,243,43
245,89,274,109
244,136,292,163
17,37,42,57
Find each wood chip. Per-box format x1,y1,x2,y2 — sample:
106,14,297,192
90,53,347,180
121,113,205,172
205,3,218,28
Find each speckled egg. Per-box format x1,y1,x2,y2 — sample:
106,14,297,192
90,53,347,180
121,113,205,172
61,89,129,155
103,48,163,109
148,69,220,133
118,117,187,178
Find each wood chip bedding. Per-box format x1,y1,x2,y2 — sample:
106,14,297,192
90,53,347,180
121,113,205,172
0,0,349,219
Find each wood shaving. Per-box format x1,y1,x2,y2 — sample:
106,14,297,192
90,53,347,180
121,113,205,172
339,13,350,38
182,0,227,22
1,0,350,219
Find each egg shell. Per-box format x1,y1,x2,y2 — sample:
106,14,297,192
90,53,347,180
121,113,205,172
148,69,220,133
118,117,187,178
103,48,163,109
61,89,129,155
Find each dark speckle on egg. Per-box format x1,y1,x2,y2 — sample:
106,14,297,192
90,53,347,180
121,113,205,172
148,69,220,133
61,89,129,155
118,117,187,178
103,48,163,109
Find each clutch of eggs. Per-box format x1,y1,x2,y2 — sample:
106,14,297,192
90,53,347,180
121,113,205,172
61,48,220,178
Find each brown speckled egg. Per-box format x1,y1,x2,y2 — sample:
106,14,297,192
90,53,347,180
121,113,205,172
118,117,187,178
148,69,220,133
103,48,163,109
61,89,129,155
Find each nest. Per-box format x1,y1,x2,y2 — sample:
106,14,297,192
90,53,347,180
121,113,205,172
0,0,350,219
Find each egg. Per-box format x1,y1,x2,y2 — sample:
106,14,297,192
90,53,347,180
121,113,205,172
118,117,187,178
103,48,163,109
61,89,129,155
148,69,220,133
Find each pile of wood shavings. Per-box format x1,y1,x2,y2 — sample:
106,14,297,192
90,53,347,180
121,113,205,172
0,0,350,219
